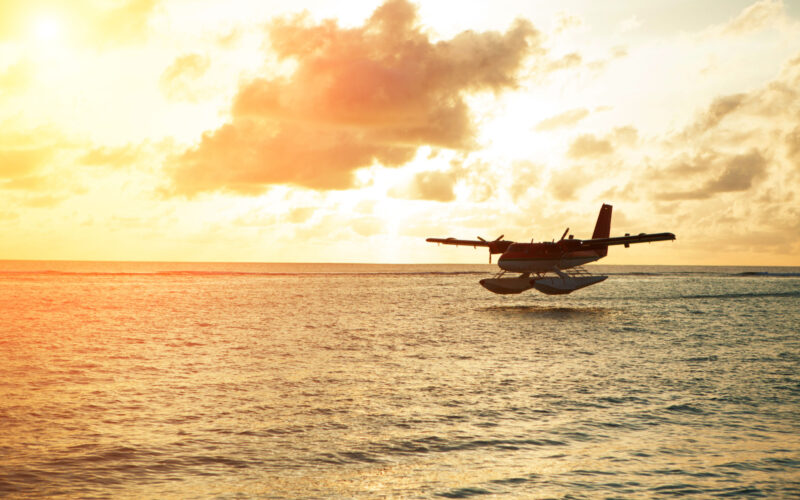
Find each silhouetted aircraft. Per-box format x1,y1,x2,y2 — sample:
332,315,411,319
427,204,675,295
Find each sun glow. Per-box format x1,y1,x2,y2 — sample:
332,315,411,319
32,16,62,43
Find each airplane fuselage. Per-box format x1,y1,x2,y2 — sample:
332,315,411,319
497,242,602,273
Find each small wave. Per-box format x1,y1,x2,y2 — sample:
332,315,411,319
736,271,800,277
437,486,493,498
684,355,719,362
665,404,705,415
682,291,800,299
609,271,662,276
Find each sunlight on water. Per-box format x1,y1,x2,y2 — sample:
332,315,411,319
0,263,799,497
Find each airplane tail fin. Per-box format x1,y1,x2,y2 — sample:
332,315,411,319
592,204,612,257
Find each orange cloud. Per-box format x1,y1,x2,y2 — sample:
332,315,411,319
168,0,541,196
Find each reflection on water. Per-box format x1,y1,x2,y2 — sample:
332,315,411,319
0,263,799,498
481,305,612,319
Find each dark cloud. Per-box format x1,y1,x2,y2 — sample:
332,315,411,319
657,150,767,200
704,150,767,192
167,0,542,196
687,93,747,135
645,152,719,181
651,52,800,208
535,108,589,131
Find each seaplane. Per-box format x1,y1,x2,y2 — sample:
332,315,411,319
427,204,675,295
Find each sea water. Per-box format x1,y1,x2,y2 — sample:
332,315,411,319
1,262,798,498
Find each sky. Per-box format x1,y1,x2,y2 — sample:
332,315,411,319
1,0,799,265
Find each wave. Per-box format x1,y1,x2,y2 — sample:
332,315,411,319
682,291,800,299
735,271,800,277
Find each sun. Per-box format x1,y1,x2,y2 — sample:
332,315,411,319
33,16,62,43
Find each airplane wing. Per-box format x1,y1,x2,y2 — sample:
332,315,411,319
425,237,494,248
579,232,675,249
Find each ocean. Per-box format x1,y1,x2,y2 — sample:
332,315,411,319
1,262,798,498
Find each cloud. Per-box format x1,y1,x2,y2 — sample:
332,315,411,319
94,0,158,45
686,93,747,135
159,53,211,101
567,134,613,158
548,165,589,201
645,152,718,181
619,15,641,33
655,150,768,201
704,150,767,192
786,126,800,161
286,207,316,224
81,144,142,168
0,147,52,180
510,160,540,201
612,126,638,147
0,127,66,191
351,216,383,237
535,108,589,131
720,0,786,36
0,60,33,94
2,175,50,190
546,53,582,72
167,0,542,196
553,11,583,34
641,51,799,208
22,194,65,208
393,170,457,202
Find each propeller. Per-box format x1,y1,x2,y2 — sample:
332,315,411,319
559,227,569,241
477,234,505,263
